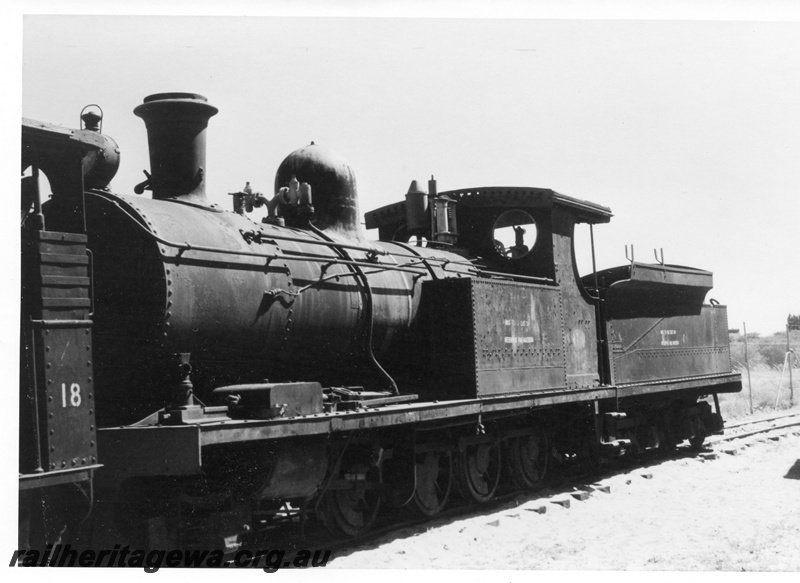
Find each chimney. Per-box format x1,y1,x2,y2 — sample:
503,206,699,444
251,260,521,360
133,93,218,203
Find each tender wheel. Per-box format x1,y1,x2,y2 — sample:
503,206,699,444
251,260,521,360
688,416,707,451
507,430,549,490
688,434,706,450
456,440,501,503
412,451,452,516
318,464,381,537
657,419,678,453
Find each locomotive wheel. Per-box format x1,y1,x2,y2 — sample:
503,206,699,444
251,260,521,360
412,451,453,516
688,425,707,451
114,478,178,548
507,430,549,490
456,440,501,503
688,416,707,451
318,464,381,537
689,433,706,450
657,421,678,453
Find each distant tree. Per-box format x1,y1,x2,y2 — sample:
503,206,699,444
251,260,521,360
788,314,800,331
759,343,787,368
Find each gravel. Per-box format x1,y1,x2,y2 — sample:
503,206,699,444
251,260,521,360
331,432,800,571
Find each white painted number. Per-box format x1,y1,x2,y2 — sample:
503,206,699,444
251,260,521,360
61,383,82,408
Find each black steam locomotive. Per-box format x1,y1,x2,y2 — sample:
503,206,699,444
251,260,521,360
20,93,741,550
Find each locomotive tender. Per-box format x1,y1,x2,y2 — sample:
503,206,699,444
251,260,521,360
20,93,741,549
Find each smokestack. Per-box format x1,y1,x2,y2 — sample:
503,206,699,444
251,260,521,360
133,93,218,203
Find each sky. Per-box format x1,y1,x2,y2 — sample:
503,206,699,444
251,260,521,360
10,3,800,338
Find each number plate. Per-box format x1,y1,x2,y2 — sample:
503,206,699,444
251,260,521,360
35,324,97,471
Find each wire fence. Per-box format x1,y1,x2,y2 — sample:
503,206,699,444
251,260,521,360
722,324,798,418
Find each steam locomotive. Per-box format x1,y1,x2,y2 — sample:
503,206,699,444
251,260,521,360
20,93,741,550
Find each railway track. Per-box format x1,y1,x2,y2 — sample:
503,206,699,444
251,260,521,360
709,410,800,445
242,409,800,563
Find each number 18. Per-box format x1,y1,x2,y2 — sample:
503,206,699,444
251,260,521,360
61,383,82,408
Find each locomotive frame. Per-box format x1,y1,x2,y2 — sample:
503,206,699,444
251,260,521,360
19,93,741,551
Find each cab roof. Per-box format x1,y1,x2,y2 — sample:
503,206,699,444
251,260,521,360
365,186,612,231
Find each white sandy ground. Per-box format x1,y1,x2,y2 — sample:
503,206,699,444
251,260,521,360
330,433,800,571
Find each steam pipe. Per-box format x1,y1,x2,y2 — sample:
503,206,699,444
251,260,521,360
308,222,399,396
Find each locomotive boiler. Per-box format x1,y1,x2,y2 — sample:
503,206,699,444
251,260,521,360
20,92,741,551
48,93,476,426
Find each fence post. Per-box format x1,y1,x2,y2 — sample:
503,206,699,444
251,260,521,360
743,322,753,414
787,324,794,407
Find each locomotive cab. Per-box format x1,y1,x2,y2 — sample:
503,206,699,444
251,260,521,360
366,186,613,397
365,185,612,284
432,187,613,285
